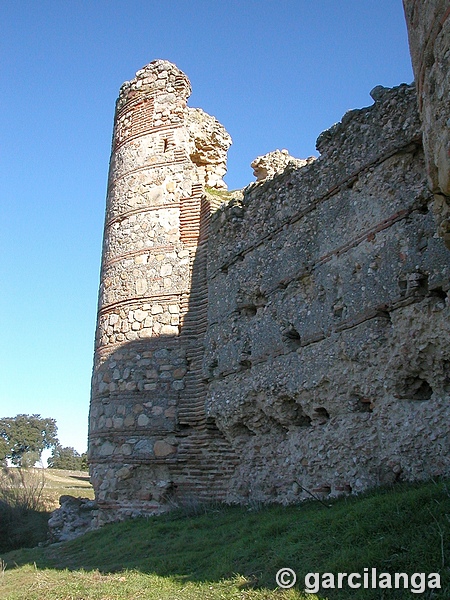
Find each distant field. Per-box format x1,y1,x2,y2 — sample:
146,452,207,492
40,468,94,509
0,468,95,554
1,467,94,511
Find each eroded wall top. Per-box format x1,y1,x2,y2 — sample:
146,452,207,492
112,60,231,190
117,59,191,113
251,149,314,182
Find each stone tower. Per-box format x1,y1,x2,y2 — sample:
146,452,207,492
89,60,236,523
402,0,450,247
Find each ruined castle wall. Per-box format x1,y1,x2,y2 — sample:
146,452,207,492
204,84,450,503
91,46,450,519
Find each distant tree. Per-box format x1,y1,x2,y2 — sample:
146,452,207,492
0,414,58,466
48,445,85,470
0,437,8,466
81,452,88,470
20,450,42,468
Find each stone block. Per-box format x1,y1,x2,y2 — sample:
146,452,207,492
154,440,176,457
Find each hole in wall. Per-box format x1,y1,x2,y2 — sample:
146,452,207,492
416,204,429,215
333,305,344,319
334,483,353,494
313,407,330,423
241,305,257,317
430,286,447,300
395,377,433,401
410,272,428,295
239,359,252,369
277,395,312,427
352,395,374,413
282,326,301,348
346,175,358,189
398,272,429,298
376,307,392,322
283,327,300,340
237,291,266,317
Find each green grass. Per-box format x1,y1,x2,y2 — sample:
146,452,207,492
1,479,449,599
205,187,244,213
205,186,240,198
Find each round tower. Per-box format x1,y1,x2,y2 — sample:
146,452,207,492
89,60,234,522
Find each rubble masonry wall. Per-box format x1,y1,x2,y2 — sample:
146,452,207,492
204,84,450,503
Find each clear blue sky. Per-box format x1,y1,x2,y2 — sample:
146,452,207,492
0,1,413,458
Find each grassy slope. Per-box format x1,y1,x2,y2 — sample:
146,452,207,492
1,479,449,600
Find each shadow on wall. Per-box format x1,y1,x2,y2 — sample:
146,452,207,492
88,193,238,520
